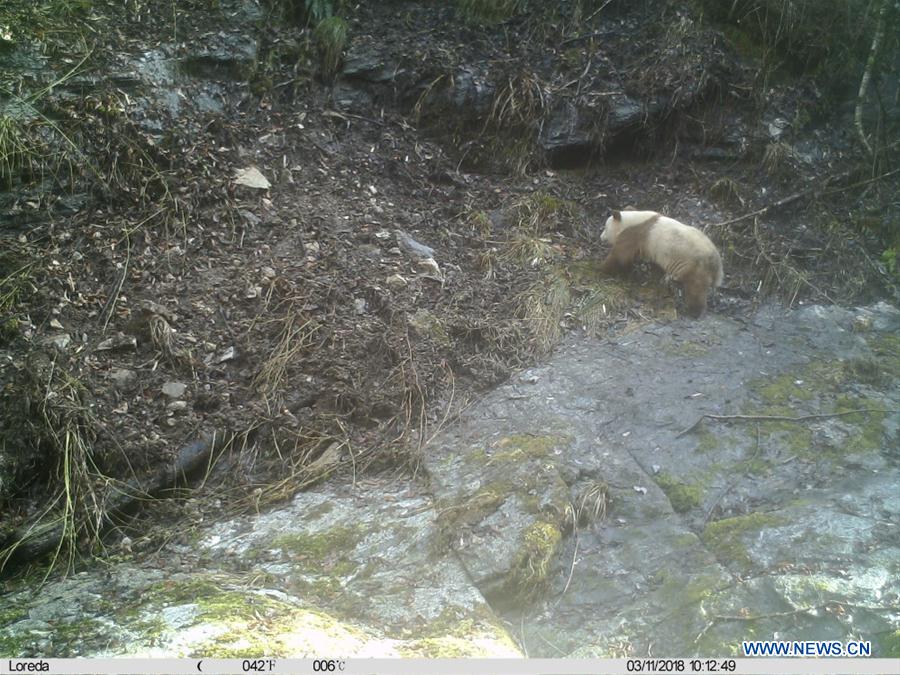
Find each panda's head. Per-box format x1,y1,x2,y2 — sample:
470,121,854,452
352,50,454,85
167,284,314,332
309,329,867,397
600,210,623,244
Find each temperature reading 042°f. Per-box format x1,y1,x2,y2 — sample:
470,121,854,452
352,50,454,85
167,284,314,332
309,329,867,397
242,659,276,672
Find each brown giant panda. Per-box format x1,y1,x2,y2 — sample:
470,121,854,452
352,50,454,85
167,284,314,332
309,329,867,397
599,210,724,318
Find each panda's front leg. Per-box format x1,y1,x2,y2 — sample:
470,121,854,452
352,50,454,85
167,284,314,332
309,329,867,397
598,244,633,276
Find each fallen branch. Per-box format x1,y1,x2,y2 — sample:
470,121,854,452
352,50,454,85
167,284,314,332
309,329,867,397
677,409,897,438
712,166,900,229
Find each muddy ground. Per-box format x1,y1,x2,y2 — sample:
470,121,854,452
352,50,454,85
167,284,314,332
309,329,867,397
0,0,897,575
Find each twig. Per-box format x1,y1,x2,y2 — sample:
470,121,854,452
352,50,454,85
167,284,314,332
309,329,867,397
556,529,579,604
712,167,900,229
677,408,897,438
99,237,130,333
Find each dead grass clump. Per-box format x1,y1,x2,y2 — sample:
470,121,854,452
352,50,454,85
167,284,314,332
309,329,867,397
761,141,795,176
502,233,556,268
253,312,320,398
487,71,547,133
516,263,633,355
0,239,38,344
709,177,744,208
574,479,609,526
0,352,102,577
517,272,572,354
494,192,580,268
457,0,523,24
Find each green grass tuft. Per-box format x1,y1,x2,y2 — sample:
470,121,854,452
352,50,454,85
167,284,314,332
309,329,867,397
313,15,347,79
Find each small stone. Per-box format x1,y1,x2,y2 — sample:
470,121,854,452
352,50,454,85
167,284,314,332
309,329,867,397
110,368,137,388
395,230,435,260
233,166,271,189
162,381,187,399
385,274,407,289
260,266,276,279
852,315,873,332
354,298,367,314
416,257,443,280
97,333,137,352
166,400,188,413
215,346,236,363
43,334,71,351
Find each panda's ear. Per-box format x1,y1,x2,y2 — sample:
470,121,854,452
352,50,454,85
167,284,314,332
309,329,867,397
612,210,622,221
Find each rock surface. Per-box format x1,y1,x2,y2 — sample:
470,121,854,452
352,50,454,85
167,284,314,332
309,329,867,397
2,302,897,657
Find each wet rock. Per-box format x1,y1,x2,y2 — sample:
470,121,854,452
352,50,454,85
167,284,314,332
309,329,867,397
177,31,258,81
341,45,399,83
608,94,646,130
539,100,593,157
424,303,900,656
0,485,520,658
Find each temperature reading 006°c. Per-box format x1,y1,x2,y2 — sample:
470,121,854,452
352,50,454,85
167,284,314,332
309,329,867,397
242,659,276,672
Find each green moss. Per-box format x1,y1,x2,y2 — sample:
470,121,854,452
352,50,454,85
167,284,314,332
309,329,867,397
743,358,889,460
438,481,510,527
499,520,562,605
832,395,887,454
408,309,451,348
750,361,845,408
755,373,816,405
880,629,900,658
193,605,371,658
664,341,711,357
655,472,703,513
272,526,364,575
396,608,519,656
490,433,561,462
653,571,722,608
865,333,900,379
732,455,773,475
844,356,891,388
702,512,783,572
0,606,30,656
693,428,723,454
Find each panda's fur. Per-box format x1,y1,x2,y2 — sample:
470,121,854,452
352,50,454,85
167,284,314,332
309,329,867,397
599,210,723,318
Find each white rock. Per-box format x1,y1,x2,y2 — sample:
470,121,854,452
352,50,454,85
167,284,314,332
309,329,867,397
162,381,187,399
233,166,271,189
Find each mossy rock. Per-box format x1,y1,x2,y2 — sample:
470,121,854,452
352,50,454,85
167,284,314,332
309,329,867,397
655,472,704,513
702,512,783,573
